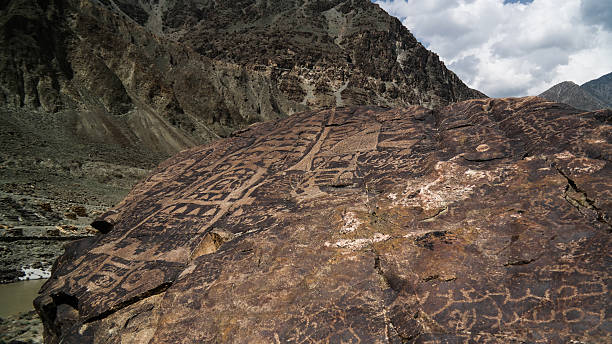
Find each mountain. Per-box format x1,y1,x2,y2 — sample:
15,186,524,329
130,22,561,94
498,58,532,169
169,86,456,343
36,97,611,343
538,73,612,111
1,0,484,146
581,72,612,106
0,0,485,239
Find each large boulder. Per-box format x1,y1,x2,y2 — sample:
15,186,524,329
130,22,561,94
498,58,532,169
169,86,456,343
36,97,611,343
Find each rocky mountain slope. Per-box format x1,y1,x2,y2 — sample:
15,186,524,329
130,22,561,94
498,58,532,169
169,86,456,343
539,73,612,111
582,72,612,106
2,0,484,149
36,97,611,343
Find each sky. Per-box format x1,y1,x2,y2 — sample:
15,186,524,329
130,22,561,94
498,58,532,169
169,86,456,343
373,0,612,97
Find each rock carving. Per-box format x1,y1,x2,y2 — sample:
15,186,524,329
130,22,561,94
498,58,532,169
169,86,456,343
36,97,611,343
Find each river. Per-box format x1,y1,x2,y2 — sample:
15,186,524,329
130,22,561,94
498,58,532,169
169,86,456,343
0,279,47,318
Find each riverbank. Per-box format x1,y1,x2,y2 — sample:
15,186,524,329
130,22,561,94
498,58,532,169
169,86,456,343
0,207,109,344
0,106,159,342
0,279,48,343
0,279,46,343
0,310,43,343
0,227,96,344
0,222,99,283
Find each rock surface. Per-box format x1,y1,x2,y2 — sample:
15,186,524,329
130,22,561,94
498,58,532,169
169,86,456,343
36,97,611,343
539,73,612,111
1,0,486,340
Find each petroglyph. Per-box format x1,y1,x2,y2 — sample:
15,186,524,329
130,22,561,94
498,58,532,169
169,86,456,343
325,233,391,250
37,99,611,343
395,159,478,211
339,212,362,234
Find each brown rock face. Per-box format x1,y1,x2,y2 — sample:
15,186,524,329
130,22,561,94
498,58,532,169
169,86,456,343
36,97,611,343
147,0,486,109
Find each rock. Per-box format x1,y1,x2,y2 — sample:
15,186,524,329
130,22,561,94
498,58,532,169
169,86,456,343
38,203,52,213
6,228,23,236
46,229,60,237
0,269,22,282
56,225,78,232
0,239,69,283
36,98,611,343
1,0,484,161
63,213,76,220
0,0,485,288
83,226,98,235
69,206,87,217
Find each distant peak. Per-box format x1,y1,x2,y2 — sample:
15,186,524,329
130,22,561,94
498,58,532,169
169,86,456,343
581,71,612,87
539,75,610,112
556,81,579,87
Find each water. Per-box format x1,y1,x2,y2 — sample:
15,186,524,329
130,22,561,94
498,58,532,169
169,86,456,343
0,279,47,318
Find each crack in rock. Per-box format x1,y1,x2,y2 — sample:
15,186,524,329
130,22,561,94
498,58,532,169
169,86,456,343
373,253,423,343
83,281,173,324
553,165,611,230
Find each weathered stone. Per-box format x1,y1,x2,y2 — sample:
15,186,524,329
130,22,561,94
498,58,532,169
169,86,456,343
46,228,60,237
69,206,87,217
63,212,77,220
36,97,611,343
6,228,23,237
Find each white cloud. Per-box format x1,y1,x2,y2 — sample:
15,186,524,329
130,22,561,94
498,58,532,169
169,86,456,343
374,0,612,97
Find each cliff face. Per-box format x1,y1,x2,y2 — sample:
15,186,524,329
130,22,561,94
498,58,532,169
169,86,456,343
35,97,611,343
130,0,485,109
1,0,484,152
1,0,275,150
539,73,612,112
